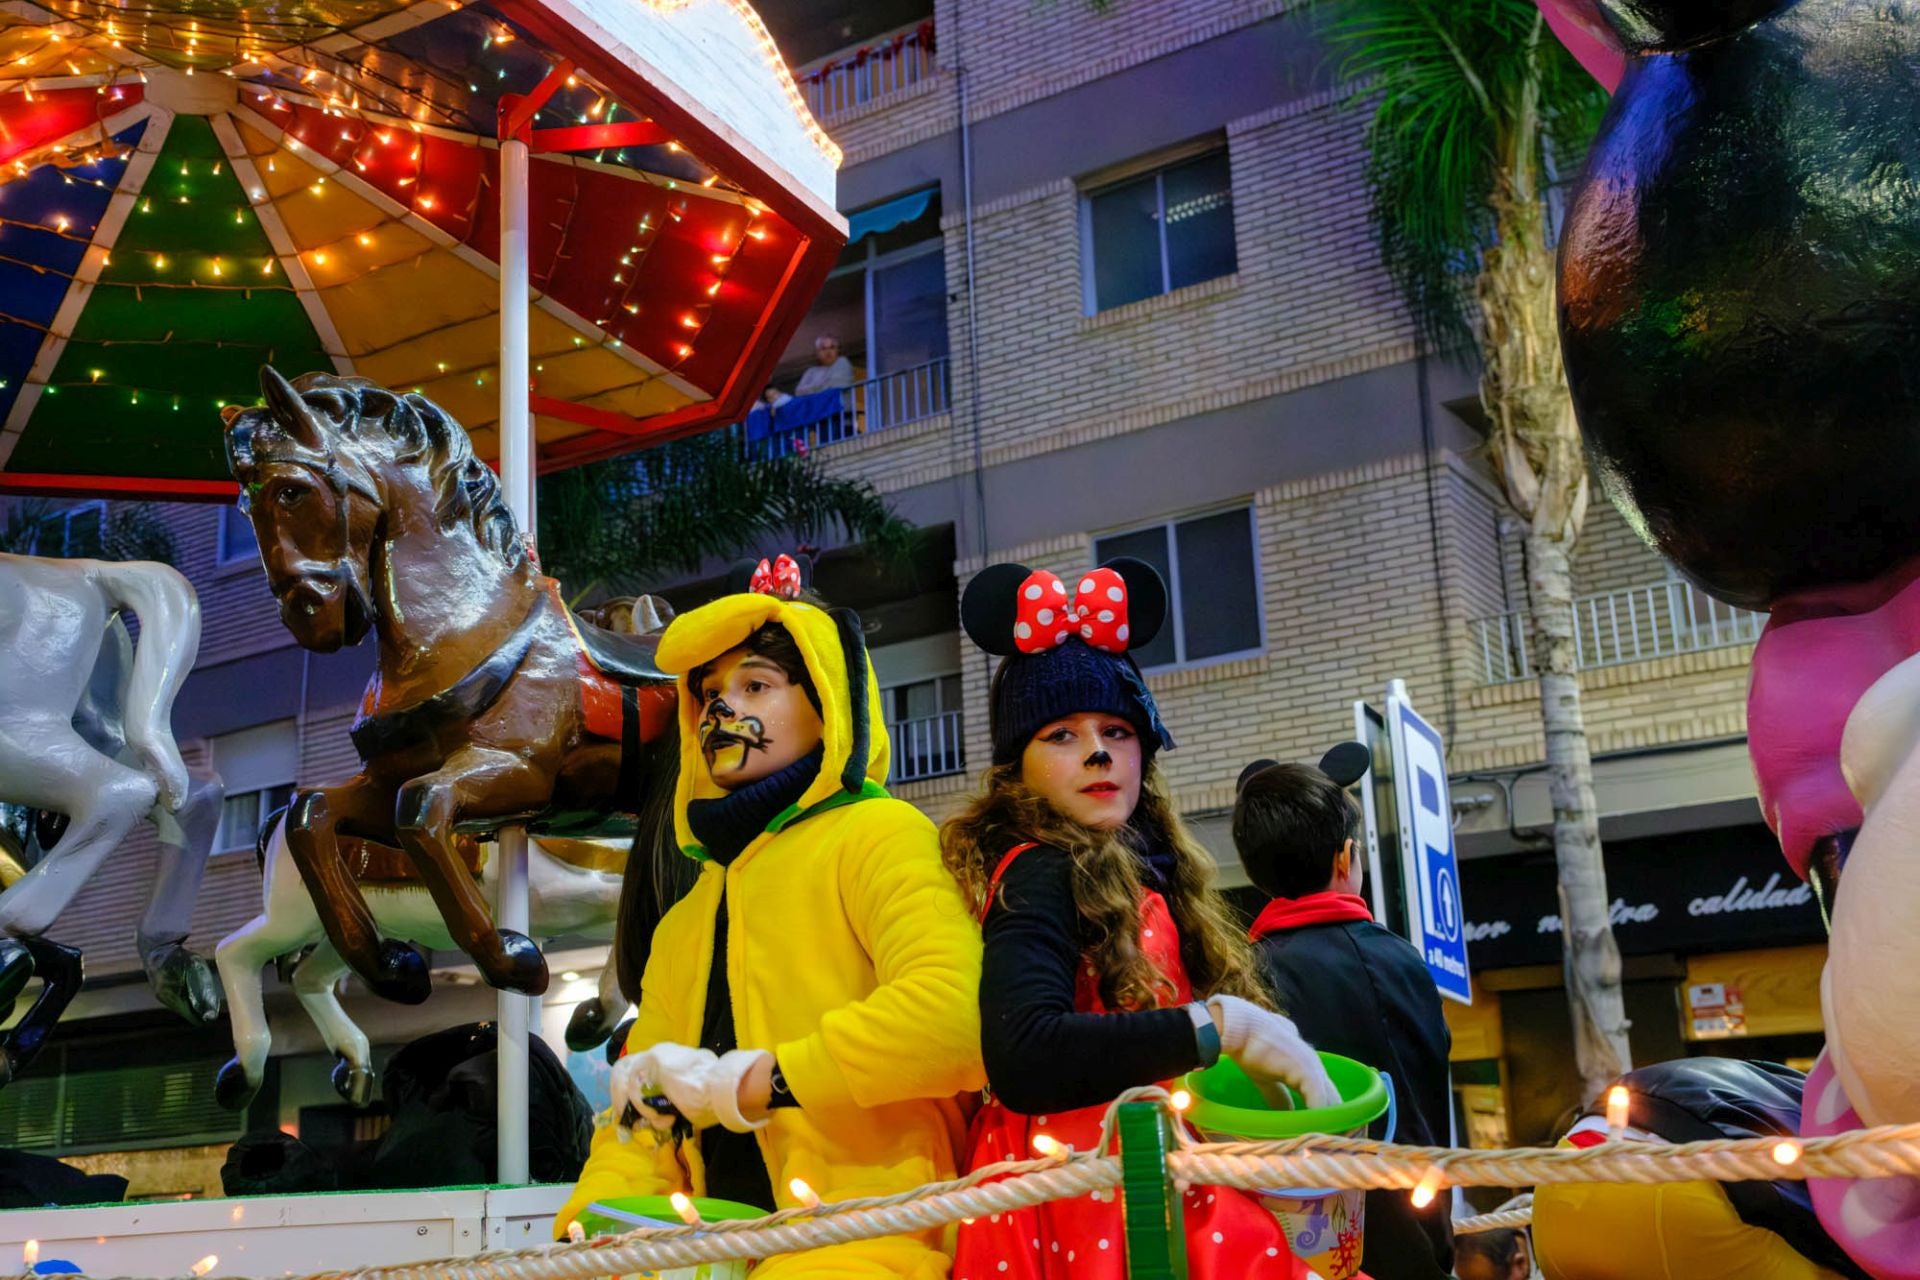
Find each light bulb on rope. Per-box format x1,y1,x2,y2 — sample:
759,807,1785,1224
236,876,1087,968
1605,1086,1631,1139
1409,1166,1444,1210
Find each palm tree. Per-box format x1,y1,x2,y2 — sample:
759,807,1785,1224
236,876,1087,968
1321,0,1627,1098
0,499,178,564
535,429,916,605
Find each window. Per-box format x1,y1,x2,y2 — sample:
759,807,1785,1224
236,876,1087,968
883,674,964,782
1083,147,1236,312
209,719,299,853
26,501,105,557
1094,507,1262,669
218,505,258,565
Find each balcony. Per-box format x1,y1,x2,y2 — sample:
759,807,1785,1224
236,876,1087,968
800,21,935,123
1472,579,1767,685
746,356,950,460
889,709,966,783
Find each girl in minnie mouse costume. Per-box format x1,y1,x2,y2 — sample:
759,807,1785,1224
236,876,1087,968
944,557,1341,1280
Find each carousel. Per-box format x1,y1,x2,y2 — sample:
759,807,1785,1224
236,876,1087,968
7,1,1920,1279
0,0,845,1269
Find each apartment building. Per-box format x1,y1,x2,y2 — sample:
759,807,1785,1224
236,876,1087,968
0,0,1818,1188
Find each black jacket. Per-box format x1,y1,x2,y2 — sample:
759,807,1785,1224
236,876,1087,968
1255,918,1455,1280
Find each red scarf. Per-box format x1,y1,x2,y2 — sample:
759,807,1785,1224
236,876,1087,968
1249,891,1373,940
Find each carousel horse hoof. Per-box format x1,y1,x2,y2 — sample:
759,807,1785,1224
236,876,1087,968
330,1055,376,1107
565,997,613,1051
368,940,431,1006
0,939,35,1012
489,929,549,996
214,1057,258,1111
148,944,223,1024
605,1017,636,1065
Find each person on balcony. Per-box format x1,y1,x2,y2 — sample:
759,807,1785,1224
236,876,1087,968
941,556,1338,1280
794,334,855,396
553,555,986,1279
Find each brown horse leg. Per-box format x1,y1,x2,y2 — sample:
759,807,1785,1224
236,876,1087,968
285,779,428,1005
394,747,551,996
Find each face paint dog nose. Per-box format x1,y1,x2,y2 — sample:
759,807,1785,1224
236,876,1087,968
1085,749,1112,768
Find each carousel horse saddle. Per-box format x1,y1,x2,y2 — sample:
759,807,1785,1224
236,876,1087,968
568,614,667,684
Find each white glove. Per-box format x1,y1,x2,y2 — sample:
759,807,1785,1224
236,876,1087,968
1206,994,1341,1110
610,1042,772,1135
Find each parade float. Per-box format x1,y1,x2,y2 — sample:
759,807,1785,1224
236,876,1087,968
9,0,1920,1277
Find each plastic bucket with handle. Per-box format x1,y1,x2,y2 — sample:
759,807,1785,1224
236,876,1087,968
576,1197,764,1280
1181,1053,1394,1280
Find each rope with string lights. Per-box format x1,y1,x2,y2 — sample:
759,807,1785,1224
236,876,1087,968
27,1090,1920,1280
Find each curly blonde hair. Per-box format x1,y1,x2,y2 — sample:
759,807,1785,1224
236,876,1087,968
942,762,1271,1013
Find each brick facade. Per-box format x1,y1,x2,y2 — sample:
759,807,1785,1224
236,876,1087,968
783,0,1755,863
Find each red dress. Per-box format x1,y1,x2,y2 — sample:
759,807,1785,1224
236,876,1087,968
952,844,1314,1280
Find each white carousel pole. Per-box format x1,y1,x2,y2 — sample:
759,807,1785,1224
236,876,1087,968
496,130,534,1188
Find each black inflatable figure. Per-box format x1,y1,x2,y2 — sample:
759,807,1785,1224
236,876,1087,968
1551,0,1920,611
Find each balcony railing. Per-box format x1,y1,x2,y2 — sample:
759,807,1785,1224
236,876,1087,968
754,357,950,461
1473,579,1768,684
802,22,935,123
889,710,966,783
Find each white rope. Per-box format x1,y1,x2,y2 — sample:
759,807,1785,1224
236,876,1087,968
36,1107,1920,1280
1453,1196,1532,1236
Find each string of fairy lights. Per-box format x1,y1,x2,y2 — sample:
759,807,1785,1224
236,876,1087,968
0,0,831,434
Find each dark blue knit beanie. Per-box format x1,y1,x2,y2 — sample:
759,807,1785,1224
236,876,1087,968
988,639,1171,764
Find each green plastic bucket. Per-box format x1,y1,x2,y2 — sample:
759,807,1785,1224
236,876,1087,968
575,1197,766,1280
1181,1053,1392,1279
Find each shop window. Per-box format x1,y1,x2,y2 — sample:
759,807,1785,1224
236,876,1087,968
1094,506,1262,670
1083,146,1236,312
210,719,299,853
0,1040,242,1154
218,505,258,565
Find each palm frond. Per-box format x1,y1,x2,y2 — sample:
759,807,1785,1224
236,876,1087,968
535,432,916,599
1315,0,1607,353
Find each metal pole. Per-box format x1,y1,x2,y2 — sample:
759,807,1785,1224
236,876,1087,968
495,132,533,1188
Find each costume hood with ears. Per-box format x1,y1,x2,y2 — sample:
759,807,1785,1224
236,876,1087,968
1237,741,1372,795
653,555,890,859
961,557,1175,764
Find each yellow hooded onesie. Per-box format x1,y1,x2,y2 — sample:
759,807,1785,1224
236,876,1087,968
554,592,986,1279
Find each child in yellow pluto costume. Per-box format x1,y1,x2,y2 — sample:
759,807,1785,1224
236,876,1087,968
555,563,986,1279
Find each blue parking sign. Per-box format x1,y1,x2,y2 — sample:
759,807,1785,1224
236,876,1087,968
1387,685,1472,1004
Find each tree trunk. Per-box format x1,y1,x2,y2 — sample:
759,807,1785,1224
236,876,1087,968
1526,532,1633,1099
1478,59,1633,1100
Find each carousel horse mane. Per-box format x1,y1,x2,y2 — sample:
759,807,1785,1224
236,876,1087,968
225,371,524,573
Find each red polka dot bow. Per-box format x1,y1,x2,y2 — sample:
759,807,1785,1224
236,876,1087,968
749,554,804,600
1012,567,1133,654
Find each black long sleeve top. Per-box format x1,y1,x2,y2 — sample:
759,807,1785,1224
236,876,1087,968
979,844,1204,1115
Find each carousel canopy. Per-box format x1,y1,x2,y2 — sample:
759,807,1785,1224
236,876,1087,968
0,0,845,499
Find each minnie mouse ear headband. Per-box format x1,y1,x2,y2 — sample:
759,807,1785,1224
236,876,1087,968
961,558,1175,764
1236,742,1371,793
725,552,813,600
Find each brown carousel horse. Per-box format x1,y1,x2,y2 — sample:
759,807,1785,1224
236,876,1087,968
222,368,680,1005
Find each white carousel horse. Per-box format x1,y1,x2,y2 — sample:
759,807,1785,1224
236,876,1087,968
214,809,634,1108
0,554,223,1081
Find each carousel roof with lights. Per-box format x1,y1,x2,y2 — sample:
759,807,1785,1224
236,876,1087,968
0,0,845,498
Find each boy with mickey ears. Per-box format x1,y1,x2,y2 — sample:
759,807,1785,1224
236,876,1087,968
1234,746,1455,1280
555,555,985,1280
